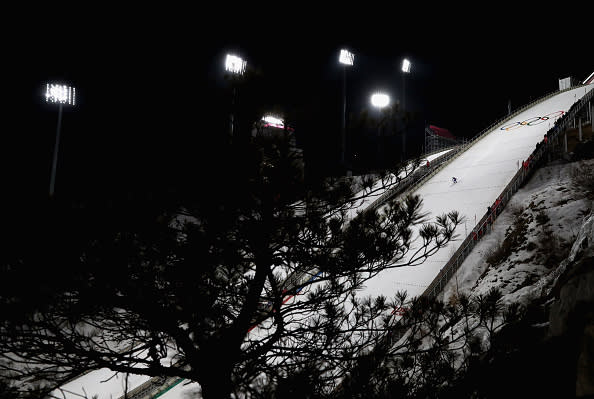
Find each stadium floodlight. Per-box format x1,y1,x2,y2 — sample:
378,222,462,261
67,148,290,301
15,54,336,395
400,58,411,161
339,49,354,66
371,92,390,109
401,58,411,73
262,115,285,129
225,54,246,75
46,82,76,197
45,83,76,105
225,54,247,138
339,49,354,173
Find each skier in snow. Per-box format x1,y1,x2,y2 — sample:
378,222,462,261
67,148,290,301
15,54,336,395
452,177,458,184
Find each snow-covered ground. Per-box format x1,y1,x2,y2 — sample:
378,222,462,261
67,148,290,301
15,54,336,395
50,369,150,399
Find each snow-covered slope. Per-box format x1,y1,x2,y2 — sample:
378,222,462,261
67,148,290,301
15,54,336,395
440,158,594,306
52,369,150,399
360,85,593,300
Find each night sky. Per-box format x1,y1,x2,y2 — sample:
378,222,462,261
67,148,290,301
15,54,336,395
4,9,591,204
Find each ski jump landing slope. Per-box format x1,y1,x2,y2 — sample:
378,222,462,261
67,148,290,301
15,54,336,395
360,85,593,300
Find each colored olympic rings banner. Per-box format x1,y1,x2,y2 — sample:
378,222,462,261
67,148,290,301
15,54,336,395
500,110,565,131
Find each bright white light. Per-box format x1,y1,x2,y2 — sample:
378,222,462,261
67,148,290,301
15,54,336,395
370,93,390,108
402,58,411,73
225,54,246,75
262,115,285,129
45,83,76,105
339,49,354,66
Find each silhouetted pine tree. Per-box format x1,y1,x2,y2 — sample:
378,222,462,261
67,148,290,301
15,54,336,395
1,69,461,399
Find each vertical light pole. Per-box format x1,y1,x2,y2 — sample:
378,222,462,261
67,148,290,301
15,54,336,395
45,83,76,197
401,58,411,109
371,92,390,167
339,49,354,173
401,58,411,162
225,54,246,140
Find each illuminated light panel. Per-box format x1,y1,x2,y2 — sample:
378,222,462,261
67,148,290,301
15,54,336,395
339,49,354,66
370,93,390,108
261,115,295,132
45,83,76,105
225,54,246,75
262,115,284,128
401,58,411,73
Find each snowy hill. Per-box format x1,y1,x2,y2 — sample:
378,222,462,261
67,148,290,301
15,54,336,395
435,156,594,397
440,158,594,307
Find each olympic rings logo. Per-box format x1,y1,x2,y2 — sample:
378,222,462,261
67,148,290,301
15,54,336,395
500,110,565,131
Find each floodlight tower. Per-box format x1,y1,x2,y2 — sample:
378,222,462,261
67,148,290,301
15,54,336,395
45,83,76,197
401,58,411,109
401,58,411,162
225,54,246,139
339,49,354,173
371,92,390,167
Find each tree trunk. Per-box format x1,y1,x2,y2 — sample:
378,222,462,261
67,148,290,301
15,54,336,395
199,364,233,399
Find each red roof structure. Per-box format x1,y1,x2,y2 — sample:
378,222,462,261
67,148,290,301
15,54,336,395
428,125,455,140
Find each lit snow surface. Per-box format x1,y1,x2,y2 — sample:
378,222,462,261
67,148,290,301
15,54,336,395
50,369,150,399
55,85,592,399
49,348,169,398
344,147,454,222
158,380,202,399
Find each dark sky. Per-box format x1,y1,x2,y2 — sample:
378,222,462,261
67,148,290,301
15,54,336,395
4,9,591,201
